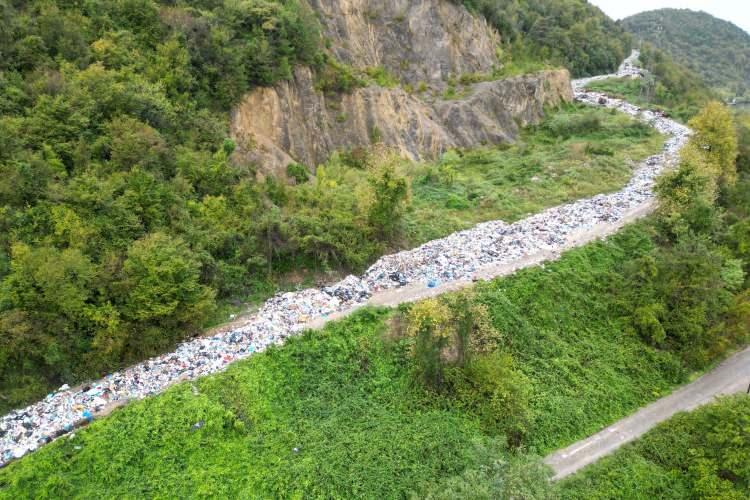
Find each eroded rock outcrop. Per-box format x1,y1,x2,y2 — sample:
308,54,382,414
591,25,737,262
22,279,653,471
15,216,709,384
230,0,573,175
305,0,500,85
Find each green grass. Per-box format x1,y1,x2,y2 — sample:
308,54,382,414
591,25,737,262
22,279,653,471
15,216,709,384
204,102,663,323
559,395,750,499
0,224,709,497
585,77,656,110
402,103,664,245
584,77,707,123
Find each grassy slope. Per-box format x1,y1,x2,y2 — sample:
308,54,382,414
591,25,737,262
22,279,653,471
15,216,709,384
0,224,698,497
211,103,662,312
403,104,663,245
559,395,750,499
317,103,663,251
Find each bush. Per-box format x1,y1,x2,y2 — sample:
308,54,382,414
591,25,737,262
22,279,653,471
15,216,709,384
448,352,531,444
339,146,371,170
404,291,504,390
286,163,309,184
543,112,602,138
367,157,409,238
365,66,399,88
314,57,364,93
423,447,554,499
560,396,750,499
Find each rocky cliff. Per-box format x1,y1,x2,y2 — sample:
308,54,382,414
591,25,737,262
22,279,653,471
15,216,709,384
230,0,573,175
305,0,500,85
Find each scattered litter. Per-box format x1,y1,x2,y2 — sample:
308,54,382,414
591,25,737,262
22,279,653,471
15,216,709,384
0,51,692,467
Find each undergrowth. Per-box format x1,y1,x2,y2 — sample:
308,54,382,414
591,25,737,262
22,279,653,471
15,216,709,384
402,103,663,244
0,223,720,498
559,395,750,499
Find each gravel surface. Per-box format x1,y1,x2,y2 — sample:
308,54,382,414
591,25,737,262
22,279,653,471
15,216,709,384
0,52,691,466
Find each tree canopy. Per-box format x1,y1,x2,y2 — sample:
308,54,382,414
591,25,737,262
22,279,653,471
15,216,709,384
623,9,750,99
0,0,412,411
458,0,632,77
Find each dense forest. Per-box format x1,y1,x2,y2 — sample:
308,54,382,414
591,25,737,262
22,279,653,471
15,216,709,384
0,0,329,409
623,9,750,99
458,0,632,76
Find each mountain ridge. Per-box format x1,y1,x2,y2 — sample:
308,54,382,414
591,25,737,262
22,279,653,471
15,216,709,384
623,8,750,98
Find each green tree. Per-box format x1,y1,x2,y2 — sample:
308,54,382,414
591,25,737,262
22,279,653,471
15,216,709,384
120,233,215,334
689,101,739,189
367,156,409,238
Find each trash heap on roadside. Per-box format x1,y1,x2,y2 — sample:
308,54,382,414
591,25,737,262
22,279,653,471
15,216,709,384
572,49,644,90
0,51,691,466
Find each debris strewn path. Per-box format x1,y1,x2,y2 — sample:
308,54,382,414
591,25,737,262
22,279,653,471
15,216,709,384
545,347,750,480
0,53,690,466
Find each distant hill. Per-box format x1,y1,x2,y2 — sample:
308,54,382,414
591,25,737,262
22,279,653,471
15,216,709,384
623,9,750,98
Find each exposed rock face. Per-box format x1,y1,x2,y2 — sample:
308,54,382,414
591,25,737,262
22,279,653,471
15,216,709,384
230,0,574,175
305,0,500,85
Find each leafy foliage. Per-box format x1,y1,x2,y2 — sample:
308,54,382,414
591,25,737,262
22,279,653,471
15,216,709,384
0,0,402,411
616,102,746,367
560,396,750,499
585,44,717,122
404,291,502,390
457,0,632,77
623,9,750,99
4,209,748,496
4,149,750,496
0,228,686,495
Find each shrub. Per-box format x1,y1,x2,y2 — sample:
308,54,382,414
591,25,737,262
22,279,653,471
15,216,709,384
543,112,602,138
448,352,531,443
286,163,309,184
314,57,364,94
339,146,371,170
367,157,409,238
365,66,399,88
404,291,502,390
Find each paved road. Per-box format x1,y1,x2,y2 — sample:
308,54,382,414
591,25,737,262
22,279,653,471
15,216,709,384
544,346,750,480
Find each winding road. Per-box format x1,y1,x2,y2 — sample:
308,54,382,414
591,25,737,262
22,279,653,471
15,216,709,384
545,347,750,480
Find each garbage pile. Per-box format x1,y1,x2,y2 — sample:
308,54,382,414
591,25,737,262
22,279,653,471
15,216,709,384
0,52,691,466
573,49,644,90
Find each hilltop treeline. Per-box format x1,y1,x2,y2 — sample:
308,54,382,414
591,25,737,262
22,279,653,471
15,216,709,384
458,0,632,76
623,9,750,98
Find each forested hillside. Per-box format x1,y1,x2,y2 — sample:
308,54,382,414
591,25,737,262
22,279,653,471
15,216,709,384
623,9,750,98
458,0,631,76
2,1,750,494
0,0,329,410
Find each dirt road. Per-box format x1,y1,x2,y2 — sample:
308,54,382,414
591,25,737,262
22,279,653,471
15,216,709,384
544,346,750,480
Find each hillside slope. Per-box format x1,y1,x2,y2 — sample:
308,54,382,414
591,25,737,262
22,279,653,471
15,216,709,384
623,9,750,98
457,0,632,77
231,0,573,174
